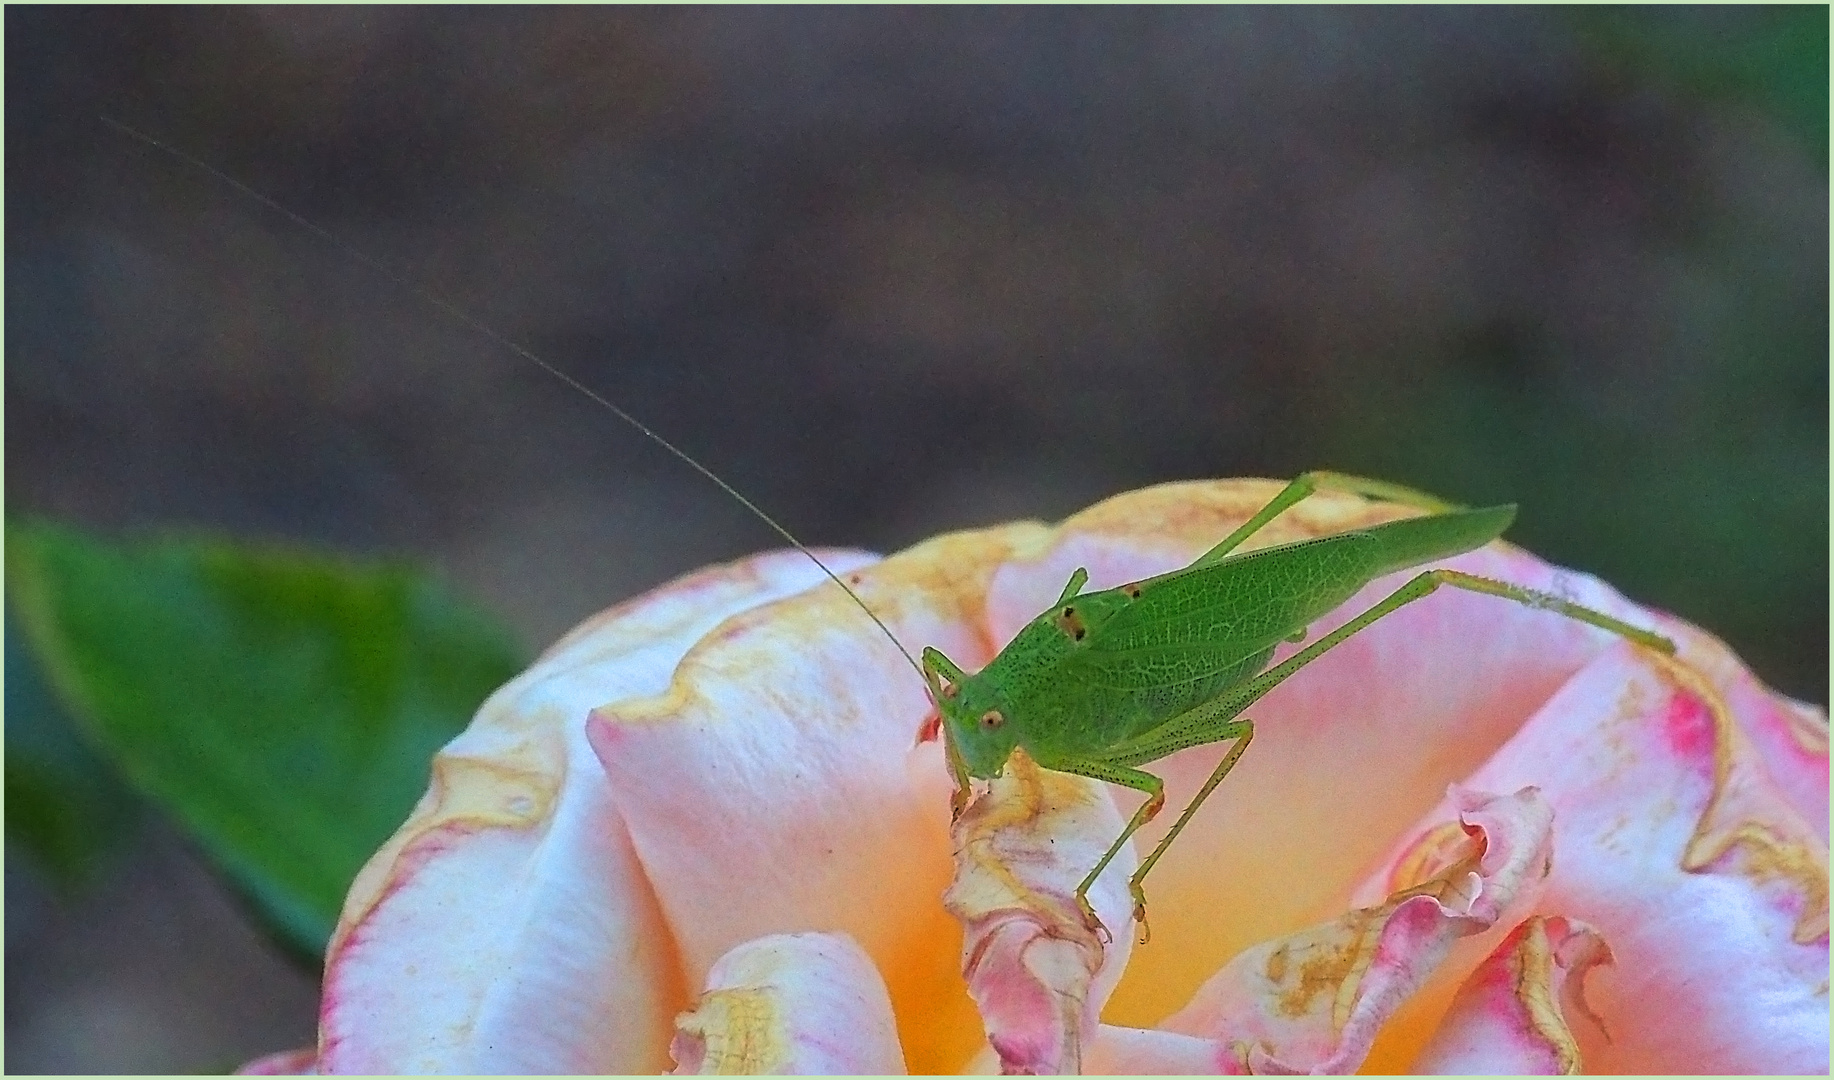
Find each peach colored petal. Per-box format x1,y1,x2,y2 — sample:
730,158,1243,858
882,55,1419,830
669,932,906,1075
319,550,876,1073
1361,641,1829,1074
1092,787,1554,1074
1413,916,1614,1075
588,525,1053,1074
237,1047,318,1074
944,748,1137,1075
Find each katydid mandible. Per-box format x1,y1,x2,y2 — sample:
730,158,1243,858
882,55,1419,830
107,119,1679,945
921,469,1675,940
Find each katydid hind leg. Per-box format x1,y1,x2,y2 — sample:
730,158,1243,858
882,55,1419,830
1431,569,1674,653
1303,470,1464,513
1100,564,1668,937
1191,474,1326,568
1193,469,1465,570
1216,566,1676,728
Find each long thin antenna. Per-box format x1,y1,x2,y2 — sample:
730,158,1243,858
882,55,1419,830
99,114,929,685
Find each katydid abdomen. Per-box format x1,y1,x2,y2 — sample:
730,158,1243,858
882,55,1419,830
946,504,1519,779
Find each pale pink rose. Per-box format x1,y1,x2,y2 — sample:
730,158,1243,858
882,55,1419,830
241,480,1828,1075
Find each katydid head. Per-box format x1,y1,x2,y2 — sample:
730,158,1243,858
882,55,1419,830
924,657,1020,780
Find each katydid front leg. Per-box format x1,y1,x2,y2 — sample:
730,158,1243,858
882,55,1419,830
922,648,976,819
1033,756,1166,941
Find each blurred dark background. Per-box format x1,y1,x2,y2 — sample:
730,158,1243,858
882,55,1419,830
6,7,1826,1073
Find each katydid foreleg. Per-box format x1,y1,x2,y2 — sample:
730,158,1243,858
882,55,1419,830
1039,757,1165,938
922,648,978,818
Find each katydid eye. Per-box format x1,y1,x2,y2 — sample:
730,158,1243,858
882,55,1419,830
980,710,1005,730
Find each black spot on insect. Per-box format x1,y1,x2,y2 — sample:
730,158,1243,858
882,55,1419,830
1054,606,1088,641
1124,583,1142,599
980,709,1005,730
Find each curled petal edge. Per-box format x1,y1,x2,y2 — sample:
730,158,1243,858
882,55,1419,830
945,748,1136,1075
1089,786,1554,1075
1413,915,1614,1075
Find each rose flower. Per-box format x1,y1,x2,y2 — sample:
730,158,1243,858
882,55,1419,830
241,479,1828,1075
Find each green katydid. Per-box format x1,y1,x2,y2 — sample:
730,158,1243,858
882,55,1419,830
107,119,1678,946
919,470,1675,939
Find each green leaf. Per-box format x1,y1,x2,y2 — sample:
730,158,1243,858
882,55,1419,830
6,516,529,959
5,608,144,891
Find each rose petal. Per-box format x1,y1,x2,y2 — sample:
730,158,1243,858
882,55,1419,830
1082,1026,1228,1074
1413,916,1614,1075
319,550,876,1073
670,932,906,1075
589,525,1053,1073
1664,619,1828,838
1092,787,1554,1074
237,1047,319,1074
1363,641,1829,1073
1520,647,1826,1073
944,748,1136,1074
312,478,1825,1074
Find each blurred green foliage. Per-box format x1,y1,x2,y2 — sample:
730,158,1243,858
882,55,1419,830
1315,7,1829,703
1571,6,1828,164
1318,346,1826,704
7,517,529,960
